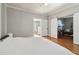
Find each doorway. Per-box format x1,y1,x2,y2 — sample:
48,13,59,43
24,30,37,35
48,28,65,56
33,18,48,37
57,15,73,40
33,18,41,37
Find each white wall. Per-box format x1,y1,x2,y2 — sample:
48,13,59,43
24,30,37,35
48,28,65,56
41,19,48,36
0,3,1,38
50,18,57,38
1,3,7,37
7,7,34,37
48,18,51,36
48,17,58,38
73,13,79,45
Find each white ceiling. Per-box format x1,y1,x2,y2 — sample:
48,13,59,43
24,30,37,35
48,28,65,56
7,3,79,16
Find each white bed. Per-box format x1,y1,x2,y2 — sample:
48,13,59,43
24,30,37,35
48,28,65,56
0,37,74,55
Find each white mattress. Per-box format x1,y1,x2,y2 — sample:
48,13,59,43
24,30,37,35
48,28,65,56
0,37,74,55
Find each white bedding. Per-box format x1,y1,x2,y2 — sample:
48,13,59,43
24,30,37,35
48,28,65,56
0,37,74,55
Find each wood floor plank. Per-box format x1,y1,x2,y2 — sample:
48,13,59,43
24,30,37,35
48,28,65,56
44,36,79,55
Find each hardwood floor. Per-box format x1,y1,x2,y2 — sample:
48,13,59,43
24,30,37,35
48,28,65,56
44,36,79,55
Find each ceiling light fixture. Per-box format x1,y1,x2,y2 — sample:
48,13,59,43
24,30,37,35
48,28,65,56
44,3,48,6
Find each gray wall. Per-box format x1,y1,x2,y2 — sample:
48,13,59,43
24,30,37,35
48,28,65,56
7,7,33,37
1,3,7,37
